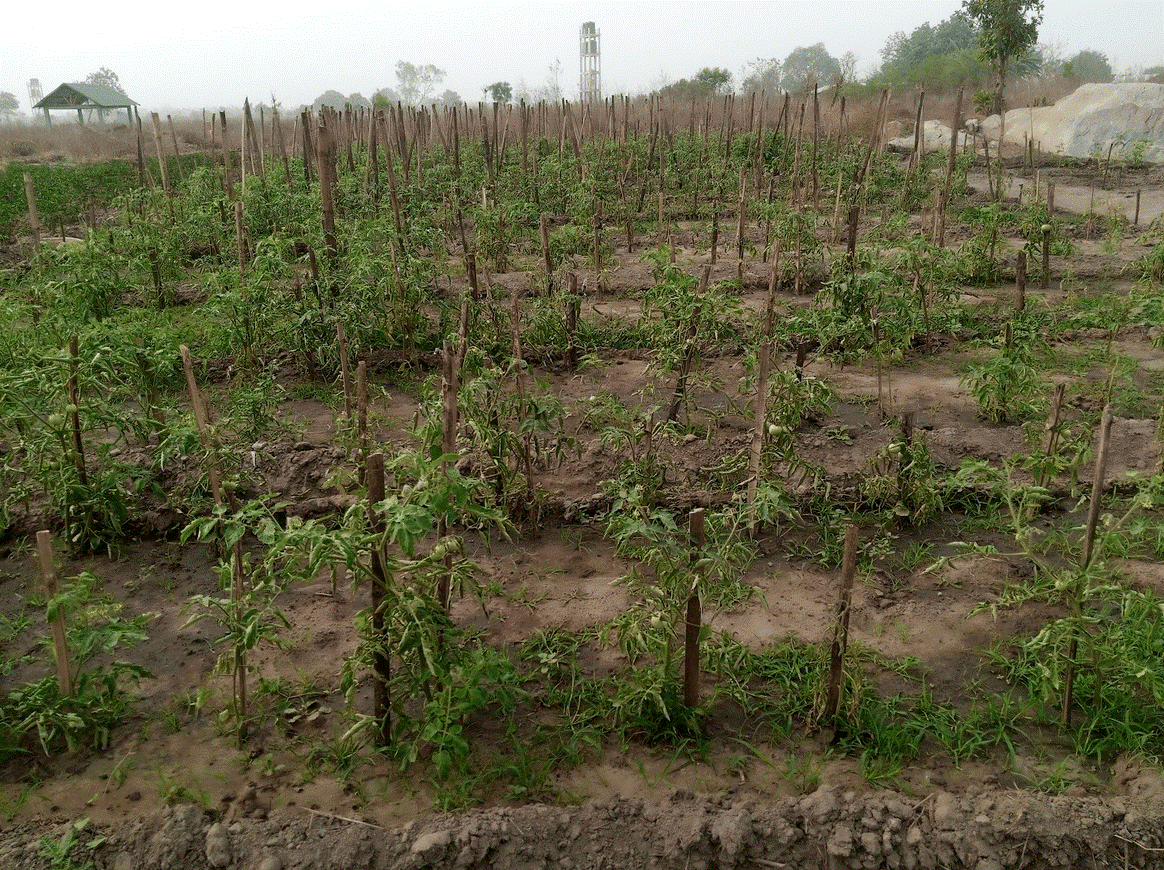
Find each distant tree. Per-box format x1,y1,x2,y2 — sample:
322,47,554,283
839,51,859,84
484,81,512,103
435,90,463,107
312,90,348,111
1144,66,1164,83
396,61,446,105
84,67,126,95
656,66,732,101
963,0,1044,114
1062,50,1114,83
695,67,732,94
739,58,780,95
373,86,402,108
880,11,979,75
0,91,18,119
347,92,372,109
781,44,842,94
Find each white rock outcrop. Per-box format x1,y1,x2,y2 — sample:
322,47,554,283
978,83,1164,162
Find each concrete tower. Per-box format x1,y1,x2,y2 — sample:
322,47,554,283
579,22,601,103
27,78,42,116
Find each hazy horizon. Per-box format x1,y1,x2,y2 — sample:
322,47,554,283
2,0,1161,115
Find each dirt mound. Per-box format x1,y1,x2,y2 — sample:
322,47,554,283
6,788,1164,870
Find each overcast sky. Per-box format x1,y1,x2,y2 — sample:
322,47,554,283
2,0,1161,113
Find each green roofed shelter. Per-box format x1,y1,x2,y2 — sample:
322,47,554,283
34,83,138,126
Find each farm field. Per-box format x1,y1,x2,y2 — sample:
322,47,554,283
2,99,1164,868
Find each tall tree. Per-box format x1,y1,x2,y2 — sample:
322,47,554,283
880,11,979,75
312,90,348,111
695,67,732,94
739,58,780,95
485,81,513,103
1062,50,1113,84
395,61,446,106
373,86,402,107
963,0,1044,114
781,44,842,94
83,67,126,95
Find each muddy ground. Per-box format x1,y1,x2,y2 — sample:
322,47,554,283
2,160,1164,868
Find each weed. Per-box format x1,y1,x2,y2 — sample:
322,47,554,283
38,817,103,870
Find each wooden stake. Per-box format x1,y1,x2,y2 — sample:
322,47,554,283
337,322,353,420
37,531,73,698
937,88,963,247
317,122,337,260
1015,250,1027,314
539,213,553,293
1035,383,1066,489
565,273,580,370
667,265,711,422
22,172,41,249
1062,405,1113,725
167,115,185,183
365,452,391,744
150,113,171,196
823,525,859,725
67,335,89,496
1042,224,1051,289
747,248,781,536
436,341,458,612
683,508,706,710
736,167,747,286
234,200,246,274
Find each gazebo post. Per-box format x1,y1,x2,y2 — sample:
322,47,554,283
76,108,83,124
43,108,51,126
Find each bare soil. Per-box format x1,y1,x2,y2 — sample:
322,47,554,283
2,157,1164,869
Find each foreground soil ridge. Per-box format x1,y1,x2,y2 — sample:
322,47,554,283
5,787,1164,870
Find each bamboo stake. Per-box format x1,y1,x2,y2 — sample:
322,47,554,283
1015,250,1027,314
436,342,458,612
150,112,171,196
510,293,536,503
735,167,746,286
747,248,781,536
22,171,40,249
1062,405,1113,725
317,122,337,260
357,361,368,485
539,214,553,294
37,531,73,698
365,452,391,744
1042,224,1052,289
937,88,963,247
234,200,246,274
337,323,353,421
565,272,580,370
167,115,185,183
683,508,706,710
179,345,247,735
273,107,292,187
667,265,711,422
67,336,88,492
